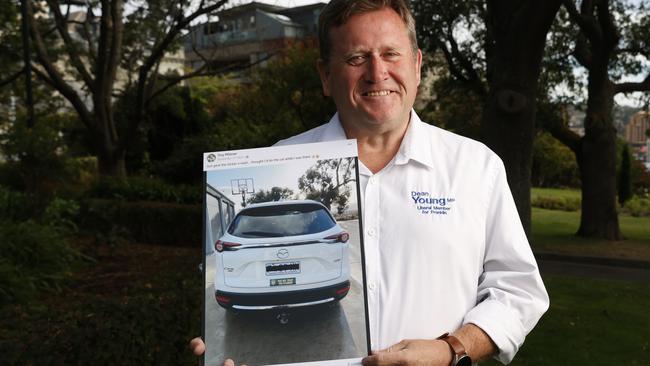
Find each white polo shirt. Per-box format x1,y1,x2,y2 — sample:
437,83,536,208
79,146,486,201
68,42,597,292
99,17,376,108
276,111,549,364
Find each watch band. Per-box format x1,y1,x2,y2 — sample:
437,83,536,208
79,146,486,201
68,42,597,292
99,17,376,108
437,332,472,366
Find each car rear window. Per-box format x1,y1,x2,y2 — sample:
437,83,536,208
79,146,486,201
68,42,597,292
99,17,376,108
228,203,336,238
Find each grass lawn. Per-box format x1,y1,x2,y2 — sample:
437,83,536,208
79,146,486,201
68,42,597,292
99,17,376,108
531,207,650,260
482,275,650,365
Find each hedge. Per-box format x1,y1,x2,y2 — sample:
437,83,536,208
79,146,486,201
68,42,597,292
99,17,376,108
82,199,202,247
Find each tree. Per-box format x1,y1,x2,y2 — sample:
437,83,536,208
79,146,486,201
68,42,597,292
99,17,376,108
413,0,563,235
618,143,632,206
298,158,355,213
540,0,650,239
21,0,228,177
246,187,294,205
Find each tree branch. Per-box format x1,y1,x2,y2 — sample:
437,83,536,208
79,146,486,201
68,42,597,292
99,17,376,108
562,0,602,42
44,0,94,90
26,0,93,130
0,68,25,88
615,73,650,94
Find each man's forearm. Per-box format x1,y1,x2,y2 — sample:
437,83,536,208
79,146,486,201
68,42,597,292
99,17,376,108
453,323,498,362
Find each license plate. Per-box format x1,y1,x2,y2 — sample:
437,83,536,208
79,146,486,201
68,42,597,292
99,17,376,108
266,261,300,275
270,278,296,286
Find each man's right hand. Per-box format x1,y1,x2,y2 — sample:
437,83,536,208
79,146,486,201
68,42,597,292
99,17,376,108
189,337,245,366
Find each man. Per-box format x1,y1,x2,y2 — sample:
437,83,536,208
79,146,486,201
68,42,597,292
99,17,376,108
192,0,549,364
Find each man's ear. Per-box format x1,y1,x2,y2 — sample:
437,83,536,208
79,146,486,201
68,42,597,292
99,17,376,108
415,49,423,87
317,59,331,97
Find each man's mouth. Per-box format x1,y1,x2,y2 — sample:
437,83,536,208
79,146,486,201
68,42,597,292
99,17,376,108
362,90,393,97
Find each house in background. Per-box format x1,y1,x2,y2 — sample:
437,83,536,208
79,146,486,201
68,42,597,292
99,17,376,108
184,2,326,78
625,111,650,162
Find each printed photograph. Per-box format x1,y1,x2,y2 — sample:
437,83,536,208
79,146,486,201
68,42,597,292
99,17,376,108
203,147,368,366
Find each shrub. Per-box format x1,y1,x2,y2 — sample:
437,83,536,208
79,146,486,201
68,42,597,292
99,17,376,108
82,199,201,247
87,176,200,204
622,196,650,217
43,197,81,232
531,196,581,211
0,221,81,305
0,185,36,221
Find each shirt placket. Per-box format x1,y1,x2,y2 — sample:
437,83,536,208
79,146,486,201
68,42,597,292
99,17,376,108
363,173,381,349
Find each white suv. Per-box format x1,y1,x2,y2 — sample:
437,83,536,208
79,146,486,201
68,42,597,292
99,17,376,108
214,200,350,310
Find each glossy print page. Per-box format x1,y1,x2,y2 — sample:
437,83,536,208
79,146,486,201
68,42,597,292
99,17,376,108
202,140,368,366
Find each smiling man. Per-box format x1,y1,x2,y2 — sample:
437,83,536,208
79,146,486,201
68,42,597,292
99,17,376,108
192,1,549,365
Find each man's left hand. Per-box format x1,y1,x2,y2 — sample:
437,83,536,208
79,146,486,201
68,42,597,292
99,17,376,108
361,339,453,366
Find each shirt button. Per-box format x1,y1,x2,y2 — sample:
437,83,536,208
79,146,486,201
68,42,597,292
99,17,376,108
367,228,375,236
368,179,375,185
368,283,376,291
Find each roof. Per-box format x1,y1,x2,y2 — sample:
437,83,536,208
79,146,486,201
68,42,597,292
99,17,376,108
216,2,286,18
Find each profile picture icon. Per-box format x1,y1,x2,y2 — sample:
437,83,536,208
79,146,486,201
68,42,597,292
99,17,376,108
207,154,216,163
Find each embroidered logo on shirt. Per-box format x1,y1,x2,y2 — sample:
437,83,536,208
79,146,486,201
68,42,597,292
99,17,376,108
411,191,455,215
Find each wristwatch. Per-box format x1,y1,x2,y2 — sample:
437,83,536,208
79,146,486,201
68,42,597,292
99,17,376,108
437,332,472,366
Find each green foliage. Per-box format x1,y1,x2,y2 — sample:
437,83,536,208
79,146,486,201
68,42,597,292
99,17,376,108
0,221,81,305
87,176,201,204
0,113,72,194
531,131,581,188
83,199,201,247
622,196,650,217
247,187,294,204
0,245,201,365
299,158,355,213
43,197,81,232
531,196,581,211
618,144,633,205
0,185,35,221
417,76,483,139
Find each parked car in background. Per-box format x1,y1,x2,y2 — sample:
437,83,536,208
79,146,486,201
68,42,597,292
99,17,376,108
214,200,350,311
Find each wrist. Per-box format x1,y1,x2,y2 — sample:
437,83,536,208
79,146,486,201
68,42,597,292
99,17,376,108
437,333,472,366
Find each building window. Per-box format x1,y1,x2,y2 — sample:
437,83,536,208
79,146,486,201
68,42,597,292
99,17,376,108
250,15,256,28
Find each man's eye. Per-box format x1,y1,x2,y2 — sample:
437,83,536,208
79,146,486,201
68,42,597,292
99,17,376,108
384,52,400,59
346,56,365,65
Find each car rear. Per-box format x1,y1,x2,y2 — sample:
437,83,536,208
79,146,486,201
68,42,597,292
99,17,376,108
214,201,350,310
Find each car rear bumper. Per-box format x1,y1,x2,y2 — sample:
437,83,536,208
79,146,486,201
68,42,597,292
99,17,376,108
215,280,350,310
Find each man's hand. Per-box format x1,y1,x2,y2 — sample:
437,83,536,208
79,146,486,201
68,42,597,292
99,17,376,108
189,337,247,366
361,339,453,366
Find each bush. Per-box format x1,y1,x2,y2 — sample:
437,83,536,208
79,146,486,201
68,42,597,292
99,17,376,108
43,197,81,232
0,185,37,221
82,199,201,247
531,196,581,211
87,176,201,204
622,196,650,217
0,221,82,305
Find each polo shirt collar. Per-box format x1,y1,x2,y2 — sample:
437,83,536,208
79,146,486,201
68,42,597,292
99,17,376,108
394,111,435,169
326,110,435,170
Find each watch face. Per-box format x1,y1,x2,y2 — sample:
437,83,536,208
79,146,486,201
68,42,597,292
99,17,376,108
456,355,472,366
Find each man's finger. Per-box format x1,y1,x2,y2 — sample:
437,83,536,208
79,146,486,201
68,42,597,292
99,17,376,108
223,359,234,366
189,337,205,356
362,350,407,365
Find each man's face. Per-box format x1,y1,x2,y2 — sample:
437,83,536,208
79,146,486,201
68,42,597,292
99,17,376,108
318,7,422,133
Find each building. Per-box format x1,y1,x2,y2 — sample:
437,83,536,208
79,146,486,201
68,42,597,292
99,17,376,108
184,2,326,76
625,111,650,162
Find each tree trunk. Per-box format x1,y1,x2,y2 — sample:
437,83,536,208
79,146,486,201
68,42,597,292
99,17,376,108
97,146,126,177
481,1,562,237
575,74,621,240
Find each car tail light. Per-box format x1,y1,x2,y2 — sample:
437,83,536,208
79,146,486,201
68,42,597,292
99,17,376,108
215,240,241,252
216,294,231,304
324,232,349,243
336,285,350,295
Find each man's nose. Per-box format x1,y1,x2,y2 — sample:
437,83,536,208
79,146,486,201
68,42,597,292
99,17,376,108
364,55,388,83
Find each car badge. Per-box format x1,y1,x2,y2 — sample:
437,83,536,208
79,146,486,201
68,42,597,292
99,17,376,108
277,249,289,259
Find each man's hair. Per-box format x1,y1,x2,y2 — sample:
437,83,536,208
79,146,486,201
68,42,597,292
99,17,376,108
318,0,419,64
